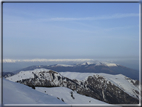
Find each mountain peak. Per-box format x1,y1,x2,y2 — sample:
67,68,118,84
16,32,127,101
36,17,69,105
85,62,95,65
95,62,117,67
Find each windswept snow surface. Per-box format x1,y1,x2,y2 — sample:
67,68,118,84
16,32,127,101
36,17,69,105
36,87,110,105
3,78,65,104
60,72,139,99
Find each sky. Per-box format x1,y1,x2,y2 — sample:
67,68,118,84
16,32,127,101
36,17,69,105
3,3,139,62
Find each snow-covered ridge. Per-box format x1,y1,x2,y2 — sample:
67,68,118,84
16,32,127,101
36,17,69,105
6,68,51,82
7,68,139,100
103,62,117,67
81,62,95,65
60,72,139,99
95,62,117,67
80,61,117,67
6,68,139,104
55,64,74,67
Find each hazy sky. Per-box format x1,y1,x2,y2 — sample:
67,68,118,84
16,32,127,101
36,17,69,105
3,3,139,60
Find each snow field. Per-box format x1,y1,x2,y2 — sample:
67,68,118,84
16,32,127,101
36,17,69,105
36,87,111,105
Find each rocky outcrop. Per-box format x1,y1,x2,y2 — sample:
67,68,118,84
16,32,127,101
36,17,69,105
76,75,139,104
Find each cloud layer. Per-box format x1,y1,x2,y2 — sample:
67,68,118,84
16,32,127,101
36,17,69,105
47,13,139,21
3,59,94,63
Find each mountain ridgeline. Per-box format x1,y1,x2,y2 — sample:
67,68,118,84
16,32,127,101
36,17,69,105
6,67,140,104
11,62,139,80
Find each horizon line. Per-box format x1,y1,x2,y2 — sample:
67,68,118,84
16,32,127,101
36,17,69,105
2,58,139,63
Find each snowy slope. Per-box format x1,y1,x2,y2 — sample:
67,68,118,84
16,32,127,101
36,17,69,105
36,87,110,105
60,72,139,99
96,73,139,98
3,78,65,104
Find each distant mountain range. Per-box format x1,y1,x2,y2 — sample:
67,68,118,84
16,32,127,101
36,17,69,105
7,62,139,80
